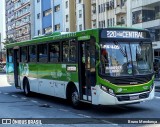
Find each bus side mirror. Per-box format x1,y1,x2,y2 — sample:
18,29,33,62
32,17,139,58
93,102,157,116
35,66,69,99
96,50,99,60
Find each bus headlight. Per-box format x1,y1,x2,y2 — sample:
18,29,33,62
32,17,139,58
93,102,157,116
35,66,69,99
150,84,154,91
100,85,115,96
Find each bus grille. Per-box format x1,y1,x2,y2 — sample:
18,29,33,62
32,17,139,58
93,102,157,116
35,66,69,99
108,75,153,85
117,92,150,101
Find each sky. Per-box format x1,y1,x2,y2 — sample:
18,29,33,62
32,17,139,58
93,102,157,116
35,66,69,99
0,0,6,48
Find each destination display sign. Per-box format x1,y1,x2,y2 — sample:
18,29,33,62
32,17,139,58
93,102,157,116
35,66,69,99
101,30,150,39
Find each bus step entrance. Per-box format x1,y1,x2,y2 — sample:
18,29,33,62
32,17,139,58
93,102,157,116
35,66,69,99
82,86,91,101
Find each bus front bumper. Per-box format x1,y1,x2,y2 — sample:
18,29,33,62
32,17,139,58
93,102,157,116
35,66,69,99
92,85,155,105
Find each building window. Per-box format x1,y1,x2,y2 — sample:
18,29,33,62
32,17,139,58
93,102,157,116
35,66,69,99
66,28,69,32
37,0,40,3
103,20,105,27
113,18,115,26
98,5,100,13
55,24,60,31
66,15,69,22
38,30,41,35
107,19,110,26
121,17,125,24
101,4,103,12
43,9,52,17
103,4,105,12
79,10,82,18
37,13,40,19
79,24,82,31
55,5,60,12
43,26,52,34
92,4,96,14
110,18,112,26
79,0,81,3
65,1,68,8
93,20,96,27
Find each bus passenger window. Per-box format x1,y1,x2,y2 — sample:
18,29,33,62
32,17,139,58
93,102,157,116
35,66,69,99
69,41,77,62
21,47,28,63
29,45,36,62
49,43,60,62
38,44,47,62
63,41,77,63
63,42,69,62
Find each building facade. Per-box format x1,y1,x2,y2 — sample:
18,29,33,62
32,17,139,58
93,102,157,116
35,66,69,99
127,0,160,56
13,0,31,42
76,0,91,31
34,0,64,36
41,0,52,34
0,0,6,63
5,0,15,42
34,0,43,36
62,0,76,32
91,0,127,29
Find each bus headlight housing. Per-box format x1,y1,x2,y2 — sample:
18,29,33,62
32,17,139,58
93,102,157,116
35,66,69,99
100,85,115,96
150,84,154,91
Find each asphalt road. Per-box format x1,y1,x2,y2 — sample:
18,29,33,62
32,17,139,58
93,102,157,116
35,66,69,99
0,73,160,127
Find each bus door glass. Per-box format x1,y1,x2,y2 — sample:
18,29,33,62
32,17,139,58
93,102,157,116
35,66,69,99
80,39,96,101
13,48,20,88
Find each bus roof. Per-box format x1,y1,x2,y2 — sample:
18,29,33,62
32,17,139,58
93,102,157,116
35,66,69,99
6,27,148,48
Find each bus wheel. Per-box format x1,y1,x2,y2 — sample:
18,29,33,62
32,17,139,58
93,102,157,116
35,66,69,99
71,88,80,108
23,79,31,96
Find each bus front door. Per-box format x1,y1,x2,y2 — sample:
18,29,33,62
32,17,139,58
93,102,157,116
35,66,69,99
79,39,96,102
13,49,20,88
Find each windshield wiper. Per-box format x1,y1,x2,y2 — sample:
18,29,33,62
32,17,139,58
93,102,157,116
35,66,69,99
114,41,127,57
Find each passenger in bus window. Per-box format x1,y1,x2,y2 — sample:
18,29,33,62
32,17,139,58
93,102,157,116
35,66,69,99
101,49,109,65
100,49,109,74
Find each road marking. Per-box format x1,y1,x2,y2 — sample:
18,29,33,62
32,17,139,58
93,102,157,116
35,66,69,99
40,104,53,108
77,114,91,118
59,109,69,112
31,100,38,103
11,95,17,97
4,93,9,95
155,96,160,99
101,120,119,126
21,97,27,100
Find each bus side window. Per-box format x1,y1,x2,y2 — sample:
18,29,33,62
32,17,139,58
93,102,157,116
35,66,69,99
20,47,28,63
38,44,48,62
49,43,60,62
62,41,69,62
69,41,77,63
29,45,36,62
62,40,77,63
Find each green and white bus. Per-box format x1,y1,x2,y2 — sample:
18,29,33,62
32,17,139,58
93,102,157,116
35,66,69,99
6,27,154,107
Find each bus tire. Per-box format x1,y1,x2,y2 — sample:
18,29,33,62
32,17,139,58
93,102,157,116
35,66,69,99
23,79,31,97
71,87,81,109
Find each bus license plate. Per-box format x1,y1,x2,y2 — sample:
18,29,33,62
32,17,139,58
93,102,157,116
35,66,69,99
130,95,139,100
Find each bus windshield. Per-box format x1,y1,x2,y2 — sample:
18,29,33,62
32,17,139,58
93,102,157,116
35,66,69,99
100,42,153,76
